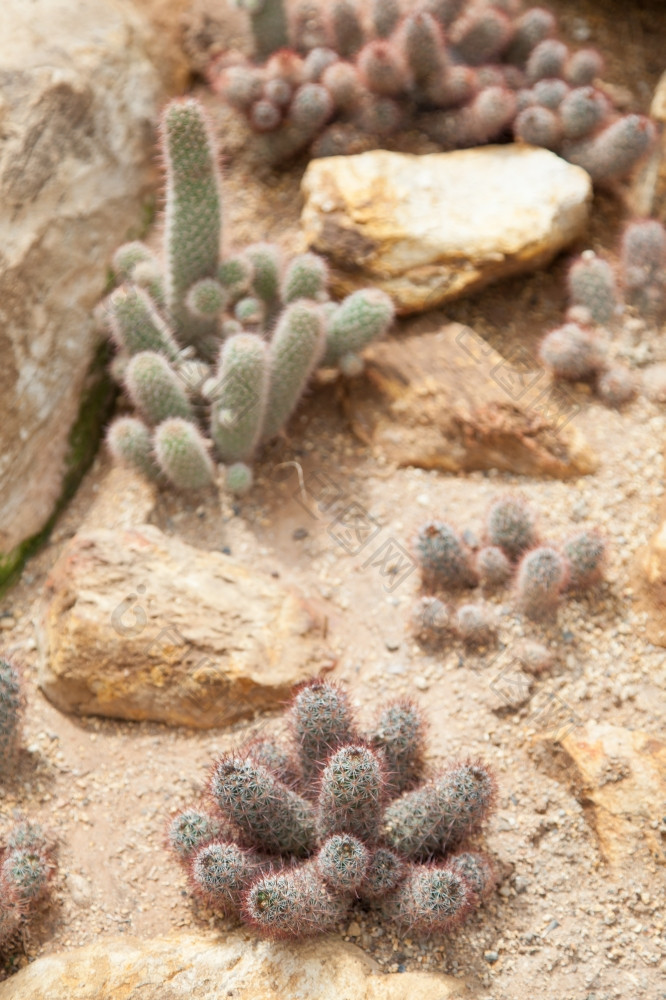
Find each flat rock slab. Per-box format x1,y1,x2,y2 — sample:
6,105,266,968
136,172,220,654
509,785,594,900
301,146,592,314
546,722,666,867
344,325,597,479
0,932,469,1000
38,524,328,728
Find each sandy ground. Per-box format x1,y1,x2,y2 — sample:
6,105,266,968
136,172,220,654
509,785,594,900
2,1,666,997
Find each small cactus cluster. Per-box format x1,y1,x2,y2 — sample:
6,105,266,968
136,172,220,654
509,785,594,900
539,219,666,408
168,679,497,939
0,821,56,954
208,0,655,179
0,657,21,780
102,97,394,494
412,495,606,628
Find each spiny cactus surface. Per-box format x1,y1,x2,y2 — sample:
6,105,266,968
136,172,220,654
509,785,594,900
169,680,496,939
0,820,56,954
101,97,394,495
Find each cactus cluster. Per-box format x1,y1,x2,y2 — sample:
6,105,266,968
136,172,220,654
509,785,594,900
168,679,496,939
102,97,394,494
208,0,654,179
412,495,606,629
539,219,666,408
0,657,21,780
0,821,56,955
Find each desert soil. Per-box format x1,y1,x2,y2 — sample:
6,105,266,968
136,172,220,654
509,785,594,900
2,1,666,997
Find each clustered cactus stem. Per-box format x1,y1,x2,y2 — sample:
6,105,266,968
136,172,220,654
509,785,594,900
101,97,394,495
209,0,654,176
1,820,57,954
0,657,21,780
169,680,497,939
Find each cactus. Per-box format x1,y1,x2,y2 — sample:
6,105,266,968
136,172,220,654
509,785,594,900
261,301,326,442
621,220,666,317
326,0,364,58
563,529,606,589
410,595,452,645
515,546,568,620
455,603,497,645
0,658,21,779
567,251,617,326
108,288,180,361
0,820,57,954
2,847,52,903
449,6,514,66
539,322,606,381
476,545,512,588
505,7,556,66
532,78,569,110
226,462,255,495
372,0,401,39
125,352,194,426
210,334,269,463
526,38,568,82
235,0,289,60
357,41,408,97
154,418,215,490
322,288,395,367
281,252,328,303
400,11,448,99
565,48,603,87
514,105,562,149
564,114,656,183
106,416,162,481
559,86,608,141
415,521,478,589
171,680,497,939
486,495,538,563
596,365,639,408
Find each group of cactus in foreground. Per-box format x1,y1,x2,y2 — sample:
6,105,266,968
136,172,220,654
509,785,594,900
539,219,666,407
1,658,56,954
412,494,606,640
169,679,496,938
209,0,654,177
104,97,394,495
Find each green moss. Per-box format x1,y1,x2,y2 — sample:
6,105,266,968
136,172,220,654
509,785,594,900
0,339,115,595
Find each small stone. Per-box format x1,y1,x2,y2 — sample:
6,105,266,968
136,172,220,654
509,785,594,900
292,527,309,541
484,951,499,964
0,616,15,630
413,676,429,691
544,919,560,934
514,876,529,894
346,921,361,937
384,637,401,652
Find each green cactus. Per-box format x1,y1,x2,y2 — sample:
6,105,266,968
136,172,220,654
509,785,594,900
526,38,568,82
2,847,52,903
112,240,155,281
565,49,603,87
154,418,215,490
243,864,347,938
357,41,409,97
410,595,453,645
367,701,426,795
210,334,269,463
539,322,605,381
190,841,257,909
186,278,228,319
261,301,325,442
0,658,21,779
559,87,608,141
414,521,478,589
486,495,538,563
316,745,385,843
567,252,617,326
281,253,328,303
621,219,666,317
506,7,556,66
447,851,496,902
515,546,568,620
449,5,513,66
316,834,369,892
455,603,497,646
322,289,395,368
243,243,281,313
106,416,162,481
360,847,405,899
381,864,473,935
107,287,180,361
476,545,512,588
246,735,301,787
514,105,562,150
400,11,448,99
235,0,289,60
168,809,224,864
564,114,656,183
291,680,355,785
597,365,639,408
225,462,255,496
563,529,606,589
162,99,222,353
125,352,194,426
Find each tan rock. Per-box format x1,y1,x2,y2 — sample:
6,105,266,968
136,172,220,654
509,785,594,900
546,721,666,866
0,0,184,571
343,325,598,479
301,146,592,314
636,517,666,645
38,523,329,728
128,0,192,91
629,70,666,220
0,931,468,1000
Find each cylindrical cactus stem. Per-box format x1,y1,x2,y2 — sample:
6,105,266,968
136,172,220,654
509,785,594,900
563,529,606,589
514,105,563,150
210,755,316,856
315,834,369,893
168,809,224,865
225,461,254,495
559,87,608,141
381,863,475,935
302,46,339,82
321,289,394,367
125,351,194,426
214,63,265,111
382,761,496,858
447,851,496,902
532,79,569,110
245,735,302,787
455,603,497,646
242,863,348,939
414,520,478,589
234,0,289,60
360,848,405,900
112,240,156,280
0,657,21,779
526,38,568,82
567,252,617,326
515,546,569,620
250,98,282,132
316,745,387,844
449,6,514,66
106,416,162,481
371,0,401,38
2,847,53,904
209,333,269,464
399,11,448,99
356,41,409,98
485,495,538,563
320,62,364,112
161,99,222,351
218,255,254,303
597,365,639,408
242,242,281,317
185,278,228,319
621,219,666,316
260,300,326,442
290,680,356,785
476,545,512,588
189,840,257,912
0,878,21,948
563,114,656,183
505,7,555,66
565,48,603,87
539,322,606,381
410,595,453,646
154,418,215,490
367,700,426,794
280,252,329,303
326,0,364,58
107,287,180,361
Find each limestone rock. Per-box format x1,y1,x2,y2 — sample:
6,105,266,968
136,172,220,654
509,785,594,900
545,721,666,866
0,931,468,1000
301,146,592,314
0,0,184,579
38,523,329,728
629,70,666,221
344,325,598,479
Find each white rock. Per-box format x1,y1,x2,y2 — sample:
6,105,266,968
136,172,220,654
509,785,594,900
0,0,182,570
0,932,469,1000
301,146,592,314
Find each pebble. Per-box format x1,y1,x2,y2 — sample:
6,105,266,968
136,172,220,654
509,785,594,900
0,616,15,630
384,637,401,652
346,921,361,937
484,951,500,964
413,676,429,691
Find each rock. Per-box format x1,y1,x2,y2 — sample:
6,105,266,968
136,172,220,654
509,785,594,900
543,721,666,866
301,146,592,314
629,71,666,221
0,931,469,999
38,523,329,728
343,325,598,479
637,517,666,645
0,0,185,582
127,0,192,91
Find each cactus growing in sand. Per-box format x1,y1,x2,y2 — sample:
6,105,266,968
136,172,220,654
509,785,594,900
414,521,478,590
169,680,496,939
0,658,21,780
101,97,394,494
515,546,568,619
1,820,57,954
